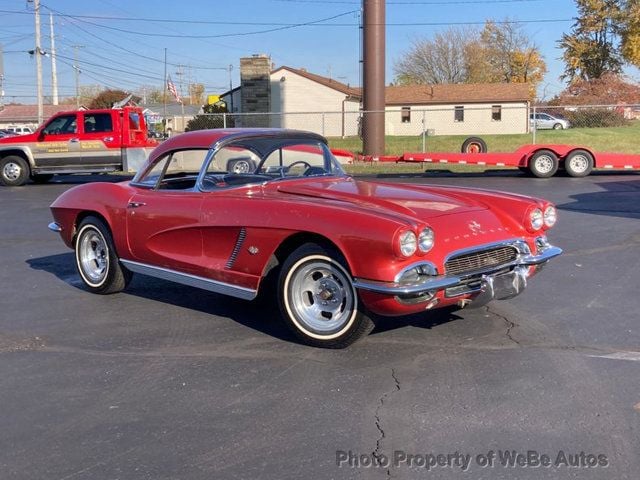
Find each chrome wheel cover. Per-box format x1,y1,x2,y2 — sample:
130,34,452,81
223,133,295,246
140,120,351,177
232,160,251,174
78,227,109,285
534,155,554,174
568,154,589,173
3,162,22,181
286,258,355,334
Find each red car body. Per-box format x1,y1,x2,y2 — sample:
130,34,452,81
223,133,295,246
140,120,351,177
49,129,561,347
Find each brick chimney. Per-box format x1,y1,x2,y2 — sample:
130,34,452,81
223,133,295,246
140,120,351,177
240,54,271,127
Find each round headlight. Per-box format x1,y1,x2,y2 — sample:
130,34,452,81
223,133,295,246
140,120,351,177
529,208,544,231
399,230,417,257
543,205,557,228
418,227,435,253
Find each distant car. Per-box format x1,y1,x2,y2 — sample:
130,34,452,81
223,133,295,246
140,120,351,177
49,128,562,348
530,113,570,130
7,125,35,135
0,129,17,138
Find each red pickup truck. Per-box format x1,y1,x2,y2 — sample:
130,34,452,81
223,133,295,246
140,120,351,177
0,106,157,186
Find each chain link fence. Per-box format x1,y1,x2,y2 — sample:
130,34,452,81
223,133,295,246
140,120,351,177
159,103,639,156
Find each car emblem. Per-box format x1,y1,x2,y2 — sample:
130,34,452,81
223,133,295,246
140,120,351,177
468,221,482,233
248,246,259,255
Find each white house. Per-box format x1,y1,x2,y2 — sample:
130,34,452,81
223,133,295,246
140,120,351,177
221,59,531,138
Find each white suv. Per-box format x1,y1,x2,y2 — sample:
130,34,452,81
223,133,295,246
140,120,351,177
7,125,35,135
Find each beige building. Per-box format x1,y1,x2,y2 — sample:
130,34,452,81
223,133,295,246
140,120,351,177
222,58,531,138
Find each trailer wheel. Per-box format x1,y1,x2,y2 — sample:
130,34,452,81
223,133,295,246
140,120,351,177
528,150,559,178
564,150,593,177
461,137,487,153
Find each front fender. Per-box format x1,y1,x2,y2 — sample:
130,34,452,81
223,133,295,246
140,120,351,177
0,145,35,168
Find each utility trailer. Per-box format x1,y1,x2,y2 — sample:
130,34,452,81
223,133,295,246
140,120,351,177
352,139,640,178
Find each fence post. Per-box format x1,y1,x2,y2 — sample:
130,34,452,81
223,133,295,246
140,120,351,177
223,113,227,129
532,105,536,145
422,110,426,153
321,113,325,137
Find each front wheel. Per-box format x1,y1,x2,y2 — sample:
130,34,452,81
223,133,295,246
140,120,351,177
278,243,374,348
528,150,559,178
75,216,132,294
0,156,30,186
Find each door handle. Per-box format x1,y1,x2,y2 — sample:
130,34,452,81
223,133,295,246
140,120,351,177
103,136,114,142
127,202,146,208
69,138,80,143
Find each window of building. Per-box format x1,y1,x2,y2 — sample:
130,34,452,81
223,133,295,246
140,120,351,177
492,105,502,122
401,107,411,123
454,106,464,122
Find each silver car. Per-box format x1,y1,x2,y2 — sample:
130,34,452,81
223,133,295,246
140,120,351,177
530,113,570,130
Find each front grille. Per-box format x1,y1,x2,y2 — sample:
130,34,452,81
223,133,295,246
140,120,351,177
445,246,518,276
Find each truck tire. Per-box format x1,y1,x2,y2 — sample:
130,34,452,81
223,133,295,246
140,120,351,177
528,150,559,178
31,174,54,184
0,155,30,186
461,137,488,153
564,149,594,177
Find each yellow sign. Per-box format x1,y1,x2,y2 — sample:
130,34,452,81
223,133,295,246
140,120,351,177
207,95,220,105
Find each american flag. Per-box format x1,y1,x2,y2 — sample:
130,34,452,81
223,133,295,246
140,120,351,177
167,75,182,103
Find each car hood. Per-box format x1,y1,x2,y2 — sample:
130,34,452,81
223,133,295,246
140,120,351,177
275,177,488,219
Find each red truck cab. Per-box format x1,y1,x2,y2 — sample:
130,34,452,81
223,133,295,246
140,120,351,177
0,106,157,186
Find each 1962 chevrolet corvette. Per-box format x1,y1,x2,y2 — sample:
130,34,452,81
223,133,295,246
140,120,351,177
49,129,562,348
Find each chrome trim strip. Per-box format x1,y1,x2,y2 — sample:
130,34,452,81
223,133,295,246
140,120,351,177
48,222,62,233
353,275,461,295
225,227,247,269
393,260,438,283
354,239,561,297
120,259,257,301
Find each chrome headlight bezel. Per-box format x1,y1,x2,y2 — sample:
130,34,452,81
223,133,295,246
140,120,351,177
529,208,544,231
543,205,557,228
398,230,417,257
418,227,435,253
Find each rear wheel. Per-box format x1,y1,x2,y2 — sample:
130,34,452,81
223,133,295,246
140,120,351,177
553,123,563,130
528,150,559,178
278,243,373,348
0,155,30,186
75,216,131,294
564,149,594,177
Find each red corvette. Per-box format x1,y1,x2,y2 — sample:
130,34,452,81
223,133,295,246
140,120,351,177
49,129,562,348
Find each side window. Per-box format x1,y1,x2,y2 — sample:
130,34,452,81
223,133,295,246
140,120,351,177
263,143,327,176
84,113,113,133
128,112,141,131
42,115,77,135
454,106,464,122
207,146,260,175
491,105,502,122
132,149,209,190
401,107,411,123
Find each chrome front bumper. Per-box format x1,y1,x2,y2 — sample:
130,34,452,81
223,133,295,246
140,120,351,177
352,238,562,304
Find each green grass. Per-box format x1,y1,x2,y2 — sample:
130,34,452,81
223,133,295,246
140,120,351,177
329,121,640,156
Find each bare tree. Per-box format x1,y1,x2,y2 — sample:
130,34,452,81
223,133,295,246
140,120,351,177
394,27,478,84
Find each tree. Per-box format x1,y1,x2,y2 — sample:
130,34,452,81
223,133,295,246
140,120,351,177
188,83,205,106
393,27,476,84
88,89,130,109
620,0,640,66
559,0,624,81
393,21,546,99
468,21,547,98
185,103,233,131
549,72,640,104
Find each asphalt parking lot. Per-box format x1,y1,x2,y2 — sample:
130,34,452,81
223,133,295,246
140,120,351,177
1,171,639,479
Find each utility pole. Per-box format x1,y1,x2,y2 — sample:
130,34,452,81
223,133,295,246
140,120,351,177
72,45,84,108
0,44,4,107
49,13,58,105
163,47,167,133
362,0,385,157
228,64,233,112
33,0,44,124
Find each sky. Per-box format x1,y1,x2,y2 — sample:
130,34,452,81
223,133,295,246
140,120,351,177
0,0,633,105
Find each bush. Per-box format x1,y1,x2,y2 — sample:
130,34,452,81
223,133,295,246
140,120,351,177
185,104,234,131
565,108,630,128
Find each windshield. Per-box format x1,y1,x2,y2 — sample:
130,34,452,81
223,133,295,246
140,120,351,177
200,137,346,191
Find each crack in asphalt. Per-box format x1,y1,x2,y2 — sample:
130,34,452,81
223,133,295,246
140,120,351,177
485,305,520,346
373,368,401,479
